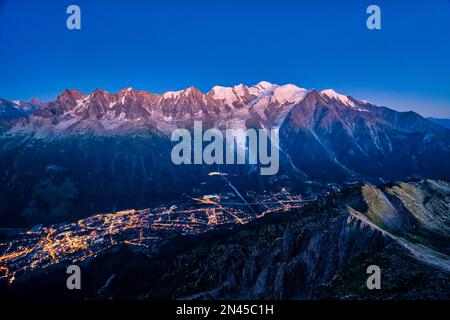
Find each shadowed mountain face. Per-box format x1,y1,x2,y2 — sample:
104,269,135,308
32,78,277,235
0,133,214,227
0,82,449,228
3,180,449,300
280,90,450,182
0,98,39,121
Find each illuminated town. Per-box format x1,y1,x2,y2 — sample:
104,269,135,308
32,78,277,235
0,183,309,286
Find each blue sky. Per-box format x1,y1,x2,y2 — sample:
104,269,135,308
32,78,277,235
0,0,449,117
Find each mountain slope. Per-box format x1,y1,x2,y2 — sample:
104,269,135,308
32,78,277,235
280,90,450,182
0,133,209,226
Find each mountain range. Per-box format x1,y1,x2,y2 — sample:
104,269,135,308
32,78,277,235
4,81,309,135
0,81,449,227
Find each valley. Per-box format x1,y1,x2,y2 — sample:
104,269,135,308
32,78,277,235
0,180,448,300
0,185,306,285
1,81,449,299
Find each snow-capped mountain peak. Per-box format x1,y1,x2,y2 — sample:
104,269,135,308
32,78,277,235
251,81,278,94
3,82,396,135
117,87,135,96
320,89,356,107
162,90,183,100
255,81,277,89
209,85,243,104
210,85,236,98
271,84,308,104
162,86,201,100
